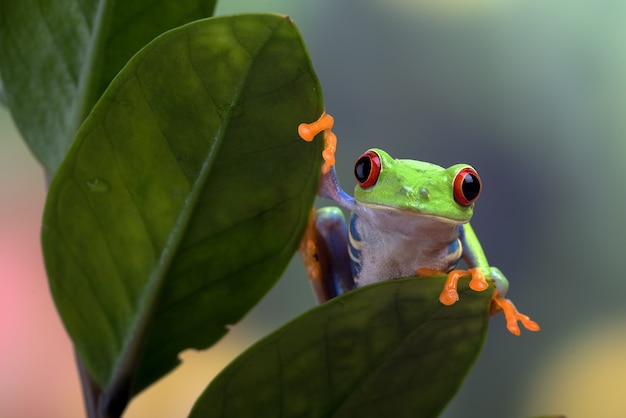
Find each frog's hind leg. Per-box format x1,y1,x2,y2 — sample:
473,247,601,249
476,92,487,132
299,207,354,303
489,267,540,335
490,292,541,336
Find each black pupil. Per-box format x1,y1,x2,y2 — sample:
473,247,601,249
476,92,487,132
354,156,371,183
462,173,480,201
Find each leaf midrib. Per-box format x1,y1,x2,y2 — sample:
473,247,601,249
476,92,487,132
330,281,490,418
69,0,116,149
99,17,282,409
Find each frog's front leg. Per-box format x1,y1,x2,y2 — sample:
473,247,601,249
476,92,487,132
298,111,336,174
299,207,354,303
426,268,490,306
418,266,540,335
298,112,360,302
430,223,540,335
462,223,540,335
299,112,359,211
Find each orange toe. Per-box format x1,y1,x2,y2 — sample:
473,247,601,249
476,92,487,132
298,112,337,174
491,290,540,336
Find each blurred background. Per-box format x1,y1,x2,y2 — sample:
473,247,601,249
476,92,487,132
2,0,625,417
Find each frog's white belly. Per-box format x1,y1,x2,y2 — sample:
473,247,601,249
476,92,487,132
349,209,463,287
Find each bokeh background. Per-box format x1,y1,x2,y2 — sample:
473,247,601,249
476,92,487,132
2,0,626,417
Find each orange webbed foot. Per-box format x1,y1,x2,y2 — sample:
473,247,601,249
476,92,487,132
438,269,466,305
416,268,455,305
427,268,490,306
419,267,540,335
416,268,464,305
467,267,489,292
298,112,337,174
491,291,541,336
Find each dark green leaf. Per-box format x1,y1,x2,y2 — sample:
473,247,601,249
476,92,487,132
41,12,323,405
0,0,217,174
190,276,493,418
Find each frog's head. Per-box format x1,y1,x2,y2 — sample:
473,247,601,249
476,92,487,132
352,148,481,224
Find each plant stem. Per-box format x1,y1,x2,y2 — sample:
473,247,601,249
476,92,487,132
75,349,101,418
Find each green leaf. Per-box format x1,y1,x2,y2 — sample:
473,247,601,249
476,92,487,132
0,0,217,174
41,12,323,409
190,276,493,418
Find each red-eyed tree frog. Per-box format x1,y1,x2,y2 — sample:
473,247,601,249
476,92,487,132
298,112,539,336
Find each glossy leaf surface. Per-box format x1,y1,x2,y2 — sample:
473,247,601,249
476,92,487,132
0,0,217,173
190,277,493,418
42,13,323,403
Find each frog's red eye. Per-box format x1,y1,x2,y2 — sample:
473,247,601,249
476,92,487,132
453,167,481,206
354,150,381,189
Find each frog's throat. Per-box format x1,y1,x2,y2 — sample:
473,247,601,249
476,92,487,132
356,202,469,225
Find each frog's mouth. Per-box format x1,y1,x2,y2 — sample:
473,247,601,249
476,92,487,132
358,202,469,225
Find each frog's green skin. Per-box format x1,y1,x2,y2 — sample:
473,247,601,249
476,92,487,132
311,148,509,301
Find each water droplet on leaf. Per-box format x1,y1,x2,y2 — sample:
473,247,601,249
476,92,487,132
86,178,110,193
